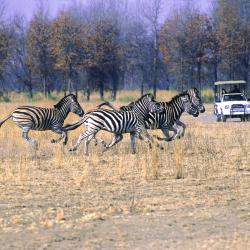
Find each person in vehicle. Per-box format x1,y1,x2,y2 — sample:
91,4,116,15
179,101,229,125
229,85,240,93
220,88,227,100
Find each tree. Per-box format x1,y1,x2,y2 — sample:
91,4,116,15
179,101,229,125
79,18,122,100
51,11,81,95
160,9,211,90
9,16,33,97
215,0,243,79
0,25,12,90
142,0,163,97
27,8,53,97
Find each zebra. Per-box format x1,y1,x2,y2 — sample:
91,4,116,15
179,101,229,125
98,88,204,142
151,88,205,141
0,94,84,147
63,94,164,155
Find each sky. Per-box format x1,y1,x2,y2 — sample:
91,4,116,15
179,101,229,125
5,0,213,21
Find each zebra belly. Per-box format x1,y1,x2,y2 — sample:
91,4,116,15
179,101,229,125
84,112,136,134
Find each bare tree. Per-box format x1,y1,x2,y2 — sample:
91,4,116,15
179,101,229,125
141,0,163,97
9,15,33,97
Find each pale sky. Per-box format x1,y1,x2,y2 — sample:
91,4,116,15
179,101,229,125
5,0,213,21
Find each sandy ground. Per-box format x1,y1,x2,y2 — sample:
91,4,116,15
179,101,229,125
0,102,250,250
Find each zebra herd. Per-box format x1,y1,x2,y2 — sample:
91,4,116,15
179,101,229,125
0,88,205,154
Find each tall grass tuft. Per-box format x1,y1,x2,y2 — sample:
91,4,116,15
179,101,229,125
151,144,159,179
173,140,184,179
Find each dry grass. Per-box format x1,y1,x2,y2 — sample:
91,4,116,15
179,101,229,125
0,91,250,249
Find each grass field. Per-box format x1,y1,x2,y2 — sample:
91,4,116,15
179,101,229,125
0,90,250,249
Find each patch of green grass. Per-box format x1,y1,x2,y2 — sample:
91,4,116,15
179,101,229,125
118,95,137,103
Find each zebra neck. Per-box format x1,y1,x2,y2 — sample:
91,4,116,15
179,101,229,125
169,98,184,121
133,104,147,120
57,104,71,120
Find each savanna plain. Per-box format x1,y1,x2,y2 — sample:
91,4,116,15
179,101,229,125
0,91,250,250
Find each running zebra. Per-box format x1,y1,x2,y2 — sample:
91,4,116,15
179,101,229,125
146,88,204,141
98,88,204,142
63,94,164,155
0,94,84,147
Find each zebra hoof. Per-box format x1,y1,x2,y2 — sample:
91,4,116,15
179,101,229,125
69,148,77,152
51,139,56,143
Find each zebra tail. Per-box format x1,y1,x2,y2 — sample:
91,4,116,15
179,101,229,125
0,114,12,128
63,116,88,131
97,101,117,110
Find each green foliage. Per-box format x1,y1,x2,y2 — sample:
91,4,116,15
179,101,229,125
0,95,10,102
118,95,137,103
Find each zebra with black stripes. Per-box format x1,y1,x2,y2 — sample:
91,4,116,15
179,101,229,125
0,94,84,147
63,94,164,155
98,88,205,142
146,88,204,142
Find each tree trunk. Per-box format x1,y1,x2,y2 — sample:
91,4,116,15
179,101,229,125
68,75,72,93
214,61,218,82
28,84,33,98
99,81,104,100
197,61,202,92
111,69,118,101
43,77,47,97
86,88,90,101
153,31,158,98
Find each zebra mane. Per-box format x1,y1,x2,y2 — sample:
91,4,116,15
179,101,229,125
54,94,77,109
137,93,155,102
169,91,190,103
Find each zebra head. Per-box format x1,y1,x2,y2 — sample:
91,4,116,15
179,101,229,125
139,93,164,113
187,88,205,113
181,93,199,117
69,94,84,117
55,94,84,117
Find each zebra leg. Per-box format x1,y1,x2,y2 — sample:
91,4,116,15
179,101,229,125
137,129,164,150
51,128,67,145
157,127,178,142
22,127,37,148
175,120,186,137
154,127,171,141
92,135,108,147
70,128,97,153
84,133,97,156
102,134,123,153
130,132,136,154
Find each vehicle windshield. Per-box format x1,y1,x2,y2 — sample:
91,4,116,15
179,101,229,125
223,94,246,101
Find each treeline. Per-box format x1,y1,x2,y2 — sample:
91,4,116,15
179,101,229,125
0,0,249,100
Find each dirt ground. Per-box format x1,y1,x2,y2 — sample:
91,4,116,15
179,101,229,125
0,101,250,250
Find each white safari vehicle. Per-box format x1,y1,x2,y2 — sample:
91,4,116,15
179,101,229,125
214,80,250,122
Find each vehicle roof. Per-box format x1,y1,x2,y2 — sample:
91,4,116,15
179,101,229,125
214,80,246,85
224,93,244,96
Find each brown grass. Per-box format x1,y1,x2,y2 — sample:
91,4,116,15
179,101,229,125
0,91,250,249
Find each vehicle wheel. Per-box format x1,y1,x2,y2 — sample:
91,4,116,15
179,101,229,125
222,115,227,122
216,115,221,122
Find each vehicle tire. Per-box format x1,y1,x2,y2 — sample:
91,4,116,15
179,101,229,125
222,115,227,122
